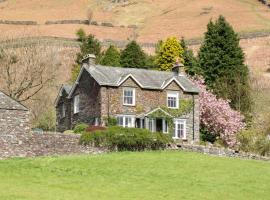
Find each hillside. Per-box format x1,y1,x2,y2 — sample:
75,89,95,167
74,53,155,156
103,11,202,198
0,0,269,41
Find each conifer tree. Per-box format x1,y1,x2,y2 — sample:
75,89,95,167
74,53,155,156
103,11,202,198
180,38,200,76
198,16,252,115
120,41,146,68
156,37,184,71
71,29,101,82
100,45,120,67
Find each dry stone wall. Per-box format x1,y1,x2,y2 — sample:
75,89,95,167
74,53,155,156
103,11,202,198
0,132,104,159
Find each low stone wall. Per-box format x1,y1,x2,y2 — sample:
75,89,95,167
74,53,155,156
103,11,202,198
174,144,270,161
0,20,37,25
0,132,103,159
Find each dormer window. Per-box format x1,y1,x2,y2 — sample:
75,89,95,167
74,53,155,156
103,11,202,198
167,91,179,109
74,95,80,114
123,88,135,106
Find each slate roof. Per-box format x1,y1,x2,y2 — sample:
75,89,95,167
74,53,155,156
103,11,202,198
84,64,199,93
54,84,73,105
0,91,28,111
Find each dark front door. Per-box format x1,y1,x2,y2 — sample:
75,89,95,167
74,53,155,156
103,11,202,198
156,118,163,132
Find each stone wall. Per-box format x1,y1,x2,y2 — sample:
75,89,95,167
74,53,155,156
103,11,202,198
0,109,30,135
0,132,103,159
70,70,102,128
174,144,270,161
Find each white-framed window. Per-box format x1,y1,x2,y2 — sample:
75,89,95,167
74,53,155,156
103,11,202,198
167,91,179,109
149,118,156,132
60,103,65,118
123,88,135,106
117,115,135,128
94,117,99,126
74,95,80,114
173,119,186,139
162,119,168,133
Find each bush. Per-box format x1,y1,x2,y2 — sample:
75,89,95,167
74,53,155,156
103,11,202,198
238,129,270,156
104,116,117,126
85,125,106,132
80,126,173,151
73,123,88,134
63,130,74,134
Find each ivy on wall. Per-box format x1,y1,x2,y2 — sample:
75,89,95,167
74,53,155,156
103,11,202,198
147,99,193,134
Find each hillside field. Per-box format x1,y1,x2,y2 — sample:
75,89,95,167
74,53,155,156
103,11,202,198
0,151,269,200
0,0,270,41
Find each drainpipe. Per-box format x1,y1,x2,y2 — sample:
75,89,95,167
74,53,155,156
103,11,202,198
192,94,195,141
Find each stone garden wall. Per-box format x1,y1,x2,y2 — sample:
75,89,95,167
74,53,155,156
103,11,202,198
0,132,103,159
174,144,270,161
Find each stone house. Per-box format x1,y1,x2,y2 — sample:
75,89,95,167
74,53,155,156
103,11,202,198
56,54,200,142
0,91,30,134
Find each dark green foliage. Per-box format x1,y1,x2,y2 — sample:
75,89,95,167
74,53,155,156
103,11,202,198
120,41,146,68
100,45,120,66
73,123,88,134
71,29,102,82
200,128,216,143
75,29,101,64
80,126,173,151
180,38,201,76
198,16,252,115
104,116,118,126
145,54,156,69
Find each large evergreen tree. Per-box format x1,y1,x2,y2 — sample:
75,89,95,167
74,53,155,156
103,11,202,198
156,37,184,71
100,45,120,67
180,38,200,76
198,16,252,115
120,41,146,68
71,29,101,82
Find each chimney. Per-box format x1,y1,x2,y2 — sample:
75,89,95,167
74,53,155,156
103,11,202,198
81,54,96,66
172,57,185,76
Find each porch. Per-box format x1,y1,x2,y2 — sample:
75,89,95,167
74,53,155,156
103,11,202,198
116,107,187,140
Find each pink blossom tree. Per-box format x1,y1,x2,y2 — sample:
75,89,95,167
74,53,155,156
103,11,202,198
191,77,246,147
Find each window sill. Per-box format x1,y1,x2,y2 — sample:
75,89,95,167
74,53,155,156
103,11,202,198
167,107,179,109
123,104,136,107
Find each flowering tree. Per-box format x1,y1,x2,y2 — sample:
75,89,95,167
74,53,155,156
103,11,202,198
192,77,246,147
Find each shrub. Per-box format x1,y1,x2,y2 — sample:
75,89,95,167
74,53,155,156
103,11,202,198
80,126,173,151
237,129,270,156
103,116,117,126
73,123,88,134
63,130,74,134
85,125,106,132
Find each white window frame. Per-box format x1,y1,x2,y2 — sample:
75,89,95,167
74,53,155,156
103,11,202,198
117,115,135,128
94,117,99,126
167,91,179,109
60,103,66,118
173,119,186,139
74,95,80,114
162,119,169,134
123,87,136,106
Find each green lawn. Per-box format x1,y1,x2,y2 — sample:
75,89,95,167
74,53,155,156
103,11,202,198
0,151,269,200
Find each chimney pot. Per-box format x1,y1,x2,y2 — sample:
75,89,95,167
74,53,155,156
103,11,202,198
172,62,185,76
82,54,96,66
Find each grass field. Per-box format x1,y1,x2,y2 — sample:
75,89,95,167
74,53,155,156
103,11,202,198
0,151,269,200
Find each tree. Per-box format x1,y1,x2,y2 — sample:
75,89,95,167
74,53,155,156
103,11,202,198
0,40,59,102
100,45,120,66
71,29,101,82
198,16,252,115
192,77,246,147
120,41,146,68
180,38,201,76
156,37,184,71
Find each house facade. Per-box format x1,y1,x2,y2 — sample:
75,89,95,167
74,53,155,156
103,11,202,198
56,54,200,142
0,91,30,135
